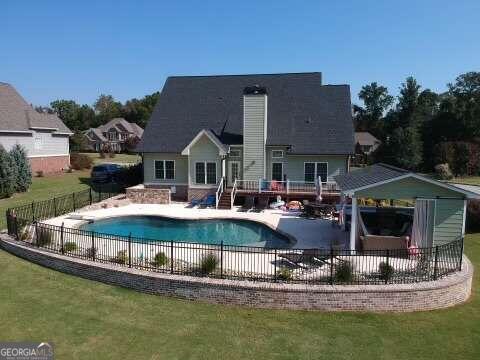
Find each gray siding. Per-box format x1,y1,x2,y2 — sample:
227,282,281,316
433,199,465,246
243,95,266,180
143,153,188,185
0,131,69,156
188,134,221,187
283,155,348,182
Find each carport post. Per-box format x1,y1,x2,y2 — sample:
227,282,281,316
350,196,357,251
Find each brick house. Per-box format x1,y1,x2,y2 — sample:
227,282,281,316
84,118,143,152
0,82,72,174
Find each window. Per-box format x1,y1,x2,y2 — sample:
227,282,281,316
195,162,217,184
272,150,284,158
272,163,283,181
155,160,175,180
230,162,240,184
229,149,241,158
34,134,43,150
304,162,328,182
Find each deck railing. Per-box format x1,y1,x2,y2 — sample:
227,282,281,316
233,179,340,195
215,177,224,209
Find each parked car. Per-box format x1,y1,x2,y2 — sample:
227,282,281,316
91,164,123,183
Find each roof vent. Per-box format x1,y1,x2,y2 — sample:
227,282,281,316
243,85,267,95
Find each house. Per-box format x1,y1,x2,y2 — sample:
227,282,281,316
355,131,381,155
0,82,72,174
84,118,143,152
137,72,355,206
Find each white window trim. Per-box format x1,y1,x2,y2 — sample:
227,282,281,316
154,160,175,180
229,160,241,184
271,162,283,181
272,150,284,158
194,161,217,185
304,162,328,182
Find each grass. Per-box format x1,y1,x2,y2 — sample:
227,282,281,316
452,176,480,186
80,152,140,165
0,234,479,359
0,170,90,229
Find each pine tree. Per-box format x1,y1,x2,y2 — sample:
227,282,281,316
9,144,32,192
0,146,15,198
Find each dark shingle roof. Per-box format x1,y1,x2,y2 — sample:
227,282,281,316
334,163,407,191
0,82,71,133
138,73,354,154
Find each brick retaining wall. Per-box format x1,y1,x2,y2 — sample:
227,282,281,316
0,235,472,312
29,155,70,175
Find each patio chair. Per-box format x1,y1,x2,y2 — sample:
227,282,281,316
278,249,329,268
239,196,255,212
199,194,216,208
253,197,269,212
190,196,204,207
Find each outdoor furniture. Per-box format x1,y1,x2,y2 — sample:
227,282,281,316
199,194,216,208
190,197,204,207
303,203,335,218
278,249,328,268
253,197,269,212
240,196,255,212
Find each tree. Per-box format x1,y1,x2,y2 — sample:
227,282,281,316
122,91,160,128
70,131,88,152
0,146,15,198
50,100,81,130
381,127,423,170
396,77,422,128
94,94,122,124
355,83,394,138
9,144,32,192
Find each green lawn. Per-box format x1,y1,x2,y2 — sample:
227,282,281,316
0,234,478,359
452,176,480,186
81,152,141,165
0,170,91,229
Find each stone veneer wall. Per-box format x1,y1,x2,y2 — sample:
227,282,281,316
29,155,70,175
145,184,188,201
0,236,473,312
126,185,170,204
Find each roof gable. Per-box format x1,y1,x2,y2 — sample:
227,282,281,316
181,129,227,156
138,73,354,155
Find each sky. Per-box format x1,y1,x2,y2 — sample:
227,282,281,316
2,0,479,107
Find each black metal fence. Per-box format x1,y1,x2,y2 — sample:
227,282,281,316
5,202,464,285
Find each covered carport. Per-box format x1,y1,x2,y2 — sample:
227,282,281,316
335,164,479,251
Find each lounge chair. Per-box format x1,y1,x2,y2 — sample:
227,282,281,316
190,197,204,207
199,194,216,208
239,196,255,212
278,249,328,268
254,197,269,212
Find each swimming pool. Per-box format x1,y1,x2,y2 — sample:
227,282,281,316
79,216,293,248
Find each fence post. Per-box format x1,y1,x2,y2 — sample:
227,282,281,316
53,197,57,217
170,240,174,274
72,193,76,212
128,232,132,268
433,246,439,280
60,222,65,255
34,221,38,247
89,187,93,205
274,249,277,281
286,180,290,194
459,238,464,271
91,232,96,262
14,215,19,240
385,250,390,284
330,247,334,285
31,201,35,222
220,240,224,278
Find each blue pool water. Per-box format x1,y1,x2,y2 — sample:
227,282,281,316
80,216,292,248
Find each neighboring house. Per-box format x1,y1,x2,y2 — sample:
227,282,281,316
0,82,72,174
355,132,381,155
137,72,354,206
84,118,143,152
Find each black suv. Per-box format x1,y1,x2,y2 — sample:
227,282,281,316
91,164,123,183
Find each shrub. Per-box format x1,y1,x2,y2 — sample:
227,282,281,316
379,261,395,282
63,242,78,253
85,247,97,259
36,170,44,177
334,261,354,283
115,163,143,187
111,250,128,264
0,146,15,199
70,153,93,170
434,163,453,180
9,144,32,192
467,200,480,233
36,227,53,247
277,268,293,281
152,252,168,267
199,253,218,274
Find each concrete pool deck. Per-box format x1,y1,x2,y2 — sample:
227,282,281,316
43,202,348,249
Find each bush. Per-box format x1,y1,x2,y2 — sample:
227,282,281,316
199,253,218,274
334,261,354,283
111,250,128,264
85,247,97,259
434,163,453,180
36,227,53,247
63,241,78,253
152,252,168,267
115,163,143,187
277,268,293,281
0,146,15,199
467,200,480,233
9,144,32,192
70,153,93,170
379,261,395,282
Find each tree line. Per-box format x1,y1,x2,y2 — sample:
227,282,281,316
36,92,160,131
354,71,480,177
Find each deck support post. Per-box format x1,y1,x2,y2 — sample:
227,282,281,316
350,196,357,251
